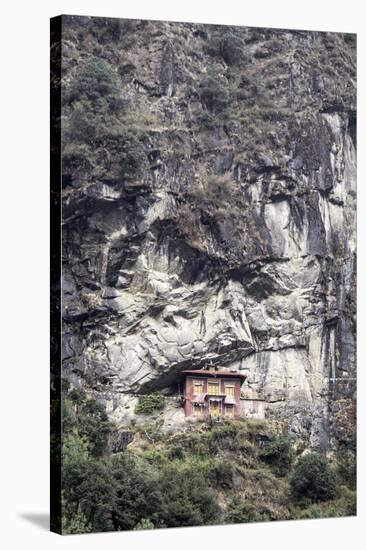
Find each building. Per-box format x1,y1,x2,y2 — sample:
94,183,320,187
240,398,266,419
181,369,247,419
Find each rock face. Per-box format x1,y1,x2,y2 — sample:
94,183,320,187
60,17,356,450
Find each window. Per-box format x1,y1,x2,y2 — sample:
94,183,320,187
193,380,204,395
193,403,202,416
208,382,220,395
225,404,234,417
225,383,235,397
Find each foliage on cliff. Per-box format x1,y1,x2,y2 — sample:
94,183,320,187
60,382,356,533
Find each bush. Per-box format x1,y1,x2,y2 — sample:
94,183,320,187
206,174,236,204
134,518,155,530
62,385,113,458
156,468,221,527
290,453,337,503
62,398,77,433
69,386,86,404
168,444,186,460
135,393,165,415
205,27,246,66
225,496,270,524
62,507,92,534
63,57,149,186
62,433,117,532
259,435,294,476
199,71,230,113
294,486,356,519
90,17,137,48
210,461,234,489
77,398,112,457
75,459,118,532
337,448,356,489
68,57,122,112
111,455,161,530
219,31,245,65
96,128,147,181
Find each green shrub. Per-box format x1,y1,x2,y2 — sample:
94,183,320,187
295,503,340,519
62,398,77,433
210,461,234,489
180,431,211,457
156,468,221,527
134,518,155,530
168,444,186,460
63,57,148,185
259,435,294,476
111,454,161,530
62,433,117,532
75,459,118,532
78,398,112,457
135,393,165,415
199,71,230,113
205,27,245,66
62,377,71,394
97,128,147,180
62,507,92,534
290,453,337,503
90,17,137,48
68,57,122,112
337,448,356,489
111,455,220,529
225,496,270,523
69,386,86,404
294,486,356,519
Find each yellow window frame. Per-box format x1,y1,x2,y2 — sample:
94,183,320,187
208,381,220,395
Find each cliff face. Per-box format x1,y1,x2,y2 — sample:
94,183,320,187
60,17,356,449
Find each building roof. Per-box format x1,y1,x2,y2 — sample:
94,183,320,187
191,393,207,403
181,369,247,384
223,396,237,405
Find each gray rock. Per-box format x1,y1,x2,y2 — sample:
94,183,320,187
60,23,356,451
112,430,134,453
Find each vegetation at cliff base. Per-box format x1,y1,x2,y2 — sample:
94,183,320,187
59,381,356,533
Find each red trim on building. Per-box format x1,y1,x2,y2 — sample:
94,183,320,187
181,369,247,382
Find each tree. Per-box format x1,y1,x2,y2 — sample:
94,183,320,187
78,398,112,457
111,455,161,530
96,128,147,181
77,460,117,532
62,507,92,534
69,386,86,405
68,57,122,112
259,435,294,476
156,468,221,527
210,461,234,489
62,434,117,532
206,28,245,66
199,70,230,113
290,453,337,503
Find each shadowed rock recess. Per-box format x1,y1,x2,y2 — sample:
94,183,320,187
60,17,356,450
